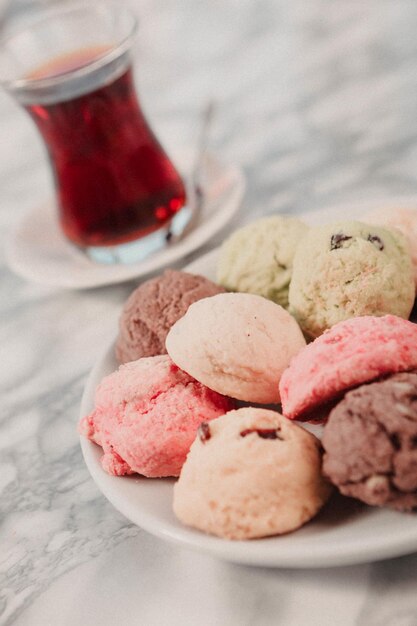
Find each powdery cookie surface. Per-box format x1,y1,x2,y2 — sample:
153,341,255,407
116,270,224,364
79,355,233,478
322,373,417,511
288,221,414,338
217,215,308,309
280,315,417,421
365,206,417,289
166,292,306,404
173,407,332,540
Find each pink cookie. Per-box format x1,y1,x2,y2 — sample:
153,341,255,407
279,315,417,421
79,355,233,477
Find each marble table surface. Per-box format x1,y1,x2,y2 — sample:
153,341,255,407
2,1,417,624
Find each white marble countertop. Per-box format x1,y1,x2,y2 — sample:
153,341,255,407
1,1,417,624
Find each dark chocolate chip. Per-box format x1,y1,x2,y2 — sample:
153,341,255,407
198,421,211,443
367,234,384,250
391,433,401,450
330,233,352,250
240,428,283,440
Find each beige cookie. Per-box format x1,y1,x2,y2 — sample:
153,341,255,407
173,407,332,540
289,220,414,338
166,292,306,404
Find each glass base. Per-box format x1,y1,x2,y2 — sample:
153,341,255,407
84,204,193,264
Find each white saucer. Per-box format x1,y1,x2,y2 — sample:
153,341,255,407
5,151,245,289
80,200,417,567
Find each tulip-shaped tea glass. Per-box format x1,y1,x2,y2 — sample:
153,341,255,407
0,1,190,263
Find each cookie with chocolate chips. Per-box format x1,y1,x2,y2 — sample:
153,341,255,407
173,407,332,540
288,220,414,338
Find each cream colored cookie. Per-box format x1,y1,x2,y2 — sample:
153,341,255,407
173,408,332,540
364,206,417,290
288,221,414,338
166,292,306,404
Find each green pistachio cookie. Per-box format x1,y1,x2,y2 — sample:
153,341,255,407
217,215,308,309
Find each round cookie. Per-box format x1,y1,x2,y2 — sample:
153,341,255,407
279,315,417,421
364,206,417,290
166,292,306,404
116,270,224,364
322,373,417,511
173,407,332,539
79,355,233,478
217,215,308,308
288,220,414,338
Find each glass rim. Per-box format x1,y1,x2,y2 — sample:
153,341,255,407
0,0,138,92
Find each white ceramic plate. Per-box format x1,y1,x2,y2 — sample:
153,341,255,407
5,151,245,289
80,198,417,568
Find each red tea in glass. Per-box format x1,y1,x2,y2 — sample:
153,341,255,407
26,53,186,248
0,3,188,263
